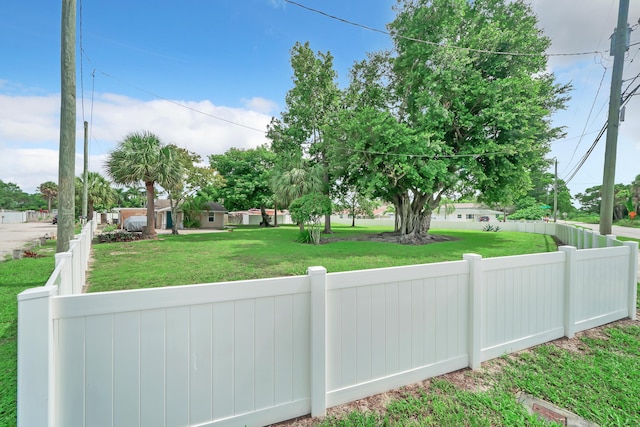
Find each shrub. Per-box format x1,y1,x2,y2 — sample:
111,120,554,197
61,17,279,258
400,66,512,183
296,230,313,244
97,231,144,243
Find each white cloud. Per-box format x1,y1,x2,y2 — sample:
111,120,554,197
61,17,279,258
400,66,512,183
0,91,274,193
241,97,279,114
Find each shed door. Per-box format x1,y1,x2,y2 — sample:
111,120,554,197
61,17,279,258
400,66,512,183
167,212,173,229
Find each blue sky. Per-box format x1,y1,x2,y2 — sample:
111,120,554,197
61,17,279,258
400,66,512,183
2,0,640,204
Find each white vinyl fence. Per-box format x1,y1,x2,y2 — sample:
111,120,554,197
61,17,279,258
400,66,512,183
17,222,638,427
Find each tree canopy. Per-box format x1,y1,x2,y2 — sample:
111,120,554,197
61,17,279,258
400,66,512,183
326,0,568,241
209,146,275,226
267,41,340,233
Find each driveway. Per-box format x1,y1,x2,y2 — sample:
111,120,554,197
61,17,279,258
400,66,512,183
564,221,640,240
0,221,57,260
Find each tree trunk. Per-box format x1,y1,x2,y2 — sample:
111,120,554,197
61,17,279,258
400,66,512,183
88,201,94,221
322,160,332,234
170,198,179,235
143,180,157,239
273,203,278,227
393,191,435,243
260,204,271,227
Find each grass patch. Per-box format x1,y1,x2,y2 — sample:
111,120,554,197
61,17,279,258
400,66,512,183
318,379,550,426
0,243,56,427
87,225,558,292
500,324,640,426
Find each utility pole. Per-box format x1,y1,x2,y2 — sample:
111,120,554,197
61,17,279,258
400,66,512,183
599,0,629,236
553,159,558,222
82,120,88,223
57,0,76,253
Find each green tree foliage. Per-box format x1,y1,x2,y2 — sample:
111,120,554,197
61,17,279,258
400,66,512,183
574,183,630,220
334,187,379,227
289,193,332,244
106,131,182,239
163,146,220,234
269,152,323,228
630,174,640,214
574,186,601,215
338,0,569,242
267,41,341,233
209,146,275,226
1,181,28,210
0,180,45,211
75,172,116,220
38,181,58,213
436,197,456,220
508,205,550,221
114,186,146,208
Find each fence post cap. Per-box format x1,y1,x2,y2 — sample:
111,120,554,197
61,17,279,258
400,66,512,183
307,266,326,275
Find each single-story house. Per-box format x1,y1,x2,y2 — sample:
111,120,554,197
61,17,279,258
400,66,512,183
197,202,228,229
156,201,228,230
228,209,292,226
431,203,502,222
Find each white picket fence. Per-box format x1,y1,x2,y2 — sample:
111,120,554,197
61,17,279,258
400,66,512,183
17,222,638,427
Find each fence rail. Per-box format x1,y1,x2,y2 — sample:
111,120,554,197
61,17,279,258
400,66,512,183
17,221,638,427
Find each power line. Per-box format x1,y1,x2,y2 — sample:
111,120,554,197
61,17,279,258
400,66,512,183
559,65,608,175
343,147,516,159
283,0,608,58
562,79,640,184
90,68,268,134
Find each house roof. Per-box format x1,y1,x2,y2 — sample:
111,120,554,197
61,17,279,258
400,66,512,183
205,202,227,212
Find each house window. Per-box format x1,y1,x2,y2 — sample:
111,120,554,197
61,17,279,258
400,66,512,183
457,214,462,219
208,212,215,222
466,214,474,220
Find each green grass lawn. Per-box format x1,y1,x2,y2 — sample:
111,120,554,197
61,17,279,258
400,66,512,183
0,243,56,427
1,226,637,427
87,224,559,292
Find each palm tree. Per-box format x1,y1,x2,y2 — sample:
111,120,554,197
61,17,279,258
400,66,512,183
269,153,323,231
76,172,116,220
630,174,640,215
38,181,58,213
436,197,456,220
106,131,181,239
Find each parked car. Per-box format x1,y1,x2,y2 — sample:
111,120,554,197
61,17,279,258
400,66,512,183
52,215,58,224
479,216,490,222
123,215,146,232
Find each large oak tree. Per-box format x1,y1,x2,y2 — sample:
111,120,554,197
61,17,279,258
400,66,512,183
338,0,569,242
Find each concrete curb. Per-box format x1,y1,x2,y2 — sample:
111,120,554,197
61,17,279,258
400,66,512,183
517,392,599,427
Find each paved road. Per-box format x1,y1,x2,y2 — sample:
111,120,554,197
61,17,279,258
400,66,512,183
0,221,58,260
564,221,640,240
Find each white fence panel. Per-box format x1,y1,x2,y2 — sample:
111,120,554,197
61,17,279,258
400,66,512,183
574,246,631,332
52,277,312,427
18,220,638,427
325,261,470,407
480,252,566,361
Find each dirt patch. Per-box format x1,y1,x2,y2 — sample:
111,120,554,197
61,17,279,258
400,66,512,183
321,232,456,245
